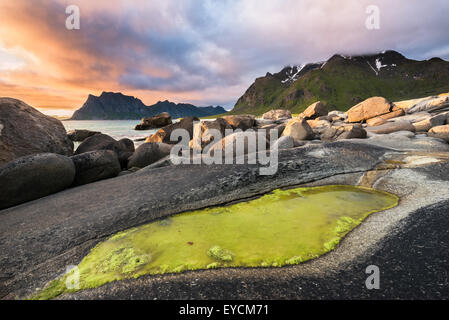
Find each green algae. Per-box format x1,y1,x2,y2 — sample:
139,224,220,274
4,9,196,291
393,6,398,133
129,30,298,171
32,185,398,300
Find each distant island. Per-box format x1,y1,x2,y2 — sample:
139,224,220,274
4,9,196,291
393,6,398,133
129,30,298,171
70,91,227,120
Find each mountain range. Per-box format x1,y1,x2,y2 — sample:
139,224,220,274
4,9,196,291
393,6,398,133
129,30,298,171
70,92,227,120
231,50,449,115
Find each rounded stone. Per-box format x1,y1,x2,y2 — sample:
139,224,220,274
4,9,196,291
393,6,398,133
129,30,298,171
0,153,75,210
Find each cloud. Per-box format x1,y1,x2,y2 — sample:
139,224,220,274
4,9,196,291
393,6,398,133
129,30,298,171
0,0,448,113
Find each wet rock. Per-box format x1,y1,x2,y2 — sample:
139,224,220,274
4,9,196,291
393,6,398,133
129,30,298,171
127,143,173,169
347,97,392,122
0,98,74,166
71,150,121,186
0,153,75,209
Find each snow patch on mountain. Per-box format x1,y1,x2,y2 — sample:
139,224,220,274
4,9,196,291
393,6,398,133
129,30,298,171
281,64,305,83
375,58,388,71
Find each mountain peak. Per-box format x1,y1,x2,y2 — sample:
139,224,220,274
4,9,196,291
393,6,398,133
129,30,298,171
232,50,449,115
71,93,227,120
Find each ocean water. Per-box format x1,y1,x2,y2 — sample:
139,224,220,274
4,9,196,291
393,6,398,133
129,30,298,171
63,120,159,148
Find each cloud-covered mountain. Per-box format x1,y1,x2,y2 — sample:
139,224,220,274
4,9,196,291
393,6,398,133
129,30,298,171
232,50,449,115
70,92,227,120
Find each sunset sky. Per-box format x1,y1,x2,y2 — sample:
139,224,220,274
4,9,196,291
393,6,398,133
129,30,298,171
1,0,448,116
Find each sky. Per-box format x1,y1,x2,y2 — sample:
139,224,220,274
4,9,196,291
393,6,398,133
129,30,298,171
0,0,448,116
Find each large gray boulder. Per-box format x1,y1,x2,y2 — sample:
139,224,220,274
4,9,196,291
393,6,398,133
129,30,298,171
0,98,74,166
0,153,75,210
127,143,173,169
71,150,121,186
75,134,134,168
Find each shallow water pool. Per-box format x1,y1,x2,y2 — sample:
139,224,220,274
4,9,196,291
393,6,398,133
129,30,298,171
34,185,398,299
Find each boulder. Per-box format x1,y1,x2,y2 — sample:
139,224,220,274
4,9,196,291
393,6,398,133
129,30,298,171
209,130,267,156
365,121,416,134
0,98,74,166
407,96,449,113
0,153,75,210
393,96,433,111
427,125,449,142
118,138,135,153
256,123,285,143
328,110,347,121
272,135,295,150
255,119,277,127
67,129,101,142
412,112,448,132
281,118,315,142
191,119,233,150
321,124,367,141
71,150,121,186
146,116,200,144
220,115,255,130
301,101,327,119
347,97,392,123
134,113,172,130
127,143,173,169
307,119,331,129
262,109,292,121
75,134,133,168
366,109,405,127
388,112,431,124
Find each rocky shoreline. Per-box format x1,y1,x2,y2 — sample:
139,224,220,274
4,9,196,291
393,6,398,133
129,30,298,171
1,94,449,299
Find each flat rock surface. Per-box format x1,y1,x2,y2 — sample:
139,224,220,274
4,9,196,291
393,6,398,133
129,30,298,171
1,141,449,299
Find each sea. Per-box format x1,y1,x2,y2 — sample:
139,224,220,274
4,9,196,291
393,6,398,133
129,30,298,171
62,120,159,149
